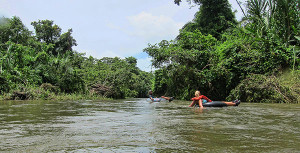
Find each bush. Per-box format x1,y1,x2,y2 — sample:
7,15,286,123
227,71,300,103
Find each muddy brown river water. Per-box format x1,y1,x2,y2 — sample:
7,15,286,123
0,99,299,152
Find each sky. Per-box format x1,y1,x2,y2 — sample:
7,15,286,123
0,0,245,72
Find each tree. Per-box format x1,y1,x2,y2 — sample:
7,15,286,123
141,0,300,102
125,56,137,66
180,0,237,39
144,31,219,99
0,16,153,99
56,29,77,54
245,0,300,46
0,16,32,45
174,0,201,5
31,20,61,44
31,20,77,56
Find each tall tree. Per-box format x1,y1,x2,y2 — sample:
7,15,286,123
56,29,77,54
174,0,201,5
31,20,61,44
178,0,237,39
31,20,77,56
0,16,32,45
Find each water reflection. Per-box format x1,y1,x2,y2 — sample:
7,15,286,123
0,99,299,152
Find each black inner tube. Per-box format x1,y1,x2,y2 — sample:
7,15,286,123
196,101,228,107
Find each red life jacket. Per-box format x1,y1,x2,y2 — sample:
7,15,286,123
191,95,212,102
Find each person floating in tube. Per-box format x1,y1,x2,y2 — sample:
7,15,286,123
148,90,174,102
189,91,240,108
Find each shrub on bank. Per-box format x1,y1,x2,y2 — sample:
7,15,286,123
227,71,300,103
0,84,108,101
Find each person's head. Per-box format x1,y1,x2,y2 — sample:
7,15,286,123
195,91,200,97
148,90,153,95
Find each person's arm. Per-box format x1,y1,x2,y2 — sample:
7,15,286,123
203,95,212,102
199,99,204,108
189,100,196,107
149,95,154,101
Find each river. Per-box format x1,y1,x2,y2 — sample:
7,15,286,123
0,99,299,152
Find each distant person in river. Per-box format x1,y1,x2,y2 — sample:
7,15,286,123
189,91,240,108
148,90,174,102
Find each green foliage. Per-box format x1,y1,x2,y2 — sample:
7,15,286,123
31,20,61,44
79,56,153,99
244,0,300,46
144,31,221,99
144,0,300,103
0,16,152,100
31,19,77,56
179,0,237,39
227,72,299,103
0,16,32,45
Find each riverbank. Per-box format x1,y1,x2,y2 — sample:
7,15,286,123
0,70,298,103
0,87,110,101
227,70,300,104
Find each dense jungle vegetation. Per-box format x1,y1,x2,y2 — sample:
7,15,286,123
0,0,299,103
0,17,153,100
144,0,300,103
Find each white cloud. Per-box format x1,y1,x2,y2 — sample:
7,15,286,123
127,12,184,43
